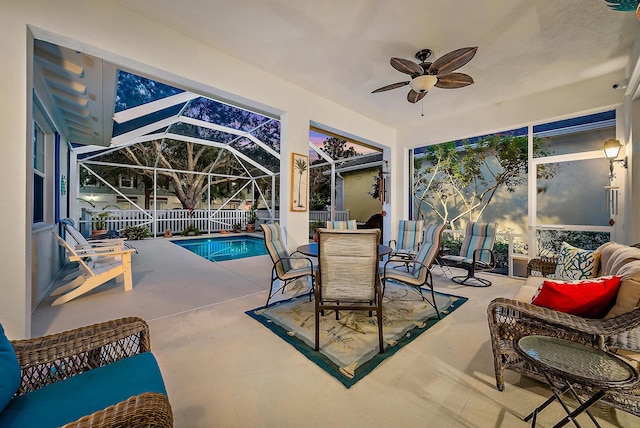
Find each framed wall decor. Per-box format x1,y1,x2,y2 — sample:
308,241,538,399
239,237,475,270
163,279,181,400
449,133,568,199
290,152,309,212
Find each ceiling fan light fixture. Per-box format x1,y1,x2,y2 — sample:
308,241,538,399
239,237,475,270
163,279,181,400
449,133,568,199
409,75,438,93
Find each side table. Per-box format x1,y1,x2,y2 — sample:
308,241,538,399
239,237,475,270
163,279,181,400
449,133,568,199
515,335,639,428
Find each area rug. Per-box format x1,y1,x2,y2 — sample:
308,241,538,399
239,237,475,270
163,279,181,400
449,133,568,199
246,282,467,388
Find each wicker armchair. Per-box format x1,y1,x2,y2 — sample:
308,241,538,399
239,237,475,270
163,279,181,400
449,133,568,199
9,317,173,427
525,256,558,277
488,258,640,417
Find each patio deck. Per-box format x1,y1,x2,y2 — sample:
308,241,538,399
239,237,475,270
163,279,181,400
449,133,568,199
32,238,637,427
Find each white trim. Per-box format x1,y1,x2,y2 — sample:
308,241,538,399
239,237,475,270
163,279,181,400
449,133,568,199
113,92,199,123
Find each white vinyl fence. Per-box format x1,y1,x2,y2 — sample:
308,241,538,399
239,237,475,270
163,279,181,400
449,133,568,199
78,208,350,236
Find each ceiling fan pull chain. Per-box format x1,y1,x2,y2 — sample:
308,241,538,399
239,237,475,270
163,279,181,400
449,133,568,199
421,98,424,117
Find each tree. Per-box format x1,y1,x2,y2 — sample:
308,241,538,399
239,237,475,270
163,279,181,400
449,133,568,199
413,133,558,229
308,137,360,209
320,137,357,159
84,73,281,210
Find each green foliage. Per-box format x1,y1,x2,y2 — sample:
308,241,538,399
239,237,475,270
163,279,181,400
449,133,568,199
89,211,110,230
181,223,201,236
85,74,281,210
123,225,151,240
368,170,383,200
414,133,559,229
247,205,258,224
232,223,242,232
536,230,610,256
309,137,362,210
320,137,357,159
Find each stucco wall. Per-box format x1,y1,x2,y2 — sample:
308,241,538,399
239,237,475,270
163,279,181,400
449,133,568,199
343,168,382,222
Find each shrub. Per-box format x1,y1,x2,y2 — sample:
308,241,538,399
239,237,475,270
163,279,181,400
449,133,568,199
181,224,201,236
123,225,150,240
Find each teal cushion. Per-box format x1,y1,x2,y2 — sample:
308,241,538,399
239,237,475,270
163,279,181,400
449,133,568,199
0,352,167,428
0,324,20,413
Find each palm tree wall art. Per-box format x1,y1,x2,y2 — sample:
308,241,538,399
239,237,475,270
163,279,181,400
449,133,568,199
291,153,309,211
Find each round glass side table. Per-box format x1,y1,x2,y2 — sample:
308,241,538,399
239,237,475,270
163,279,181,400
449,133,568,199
515,335,639,428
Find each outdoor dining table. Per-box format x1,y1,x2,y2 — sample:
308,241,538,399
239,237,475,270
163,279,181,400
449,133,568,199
296,242,392,258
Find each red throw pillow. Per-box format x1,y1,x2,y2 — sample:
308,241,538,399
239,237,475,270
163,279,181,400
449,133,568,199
531,276,622,318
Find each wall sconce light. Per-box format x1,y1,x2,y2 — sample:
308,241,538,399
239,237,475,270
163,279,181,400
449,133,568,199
381,160,390,176
602,138,628,179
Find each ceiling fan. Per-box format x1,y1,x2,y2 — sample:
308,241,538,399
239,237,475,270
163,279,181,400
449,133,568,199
372,46,478,104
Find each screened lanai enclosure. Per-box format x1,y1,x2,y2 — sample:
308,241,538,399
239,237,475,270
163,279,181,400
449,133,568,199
72,70,285,236
70,66,373,237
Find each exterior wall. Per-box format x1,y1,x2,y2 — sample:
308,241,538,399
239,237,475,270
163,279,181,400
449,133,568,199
413,124,615,235
342,167,382,222
0,0,396,337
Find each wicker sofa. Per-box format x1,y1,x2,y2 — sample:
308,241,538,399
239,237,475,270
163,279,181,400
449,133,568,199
488,242,640,416
0,317,172,427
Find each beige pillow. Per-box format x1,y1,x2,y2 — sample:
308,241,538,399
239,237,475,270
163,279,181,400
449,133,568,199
604,277,640,319
597,243,640,277
596,241,621,274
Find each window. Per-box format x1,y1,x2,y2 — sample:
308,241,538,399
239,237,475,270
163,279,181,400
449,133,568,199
411,109,618,273
33,122,45,223
119,175,135,189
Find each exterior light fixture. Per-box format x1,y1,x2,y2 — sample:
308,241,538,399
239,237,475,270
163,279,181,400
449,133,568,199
602,138,628,179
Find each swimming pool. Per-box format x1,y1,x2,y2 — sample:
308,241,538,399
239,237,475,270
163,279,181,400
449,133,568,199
172,236,268,262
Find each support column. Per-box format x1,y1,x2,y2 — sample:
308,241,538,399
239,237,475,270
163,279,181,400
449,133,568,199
279,111,310,251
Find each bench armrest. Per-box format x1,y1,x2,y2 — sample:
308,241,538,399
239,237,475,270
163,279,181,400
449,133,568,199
10,317,150,395
62,392,173,428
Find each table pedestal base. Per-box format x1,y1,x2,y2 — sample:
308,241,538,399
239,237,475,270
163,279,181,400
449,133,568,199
524,372,603,428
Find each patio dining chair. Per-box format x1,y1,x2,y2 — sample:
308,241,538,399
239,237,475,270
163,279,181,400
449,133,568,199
325,219,357,230
50,231,136,305
261,223,316,308
389,220,424,259
315,229,384,353
440,222,497,287
381,223,445,318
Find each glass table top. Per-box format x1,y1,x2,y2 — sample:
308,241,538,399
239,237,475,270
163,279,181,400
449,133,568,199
517,336,638,386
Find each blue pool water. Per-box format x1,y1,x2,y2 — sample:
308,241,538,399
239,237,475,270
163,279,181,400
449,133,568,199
172,236,267,262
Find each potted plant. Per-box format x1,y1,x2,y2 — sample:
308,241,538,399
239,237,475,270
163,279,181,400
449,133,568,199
123,225,151,240
232,223,242,233
246,205,258,232
310,220,324,242
90,211,111,237
181,224,200,236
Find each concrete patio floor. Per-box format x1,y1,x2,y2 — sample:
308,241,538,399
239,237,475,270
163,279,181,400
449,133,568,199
32,237,637,427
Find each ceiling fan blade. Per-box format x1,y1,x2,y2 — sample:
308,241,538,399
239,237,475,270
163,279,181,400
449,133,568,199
390,57,424,76
407,89,427,103
429,47,478,75
371,81,410,93
434,73,474,89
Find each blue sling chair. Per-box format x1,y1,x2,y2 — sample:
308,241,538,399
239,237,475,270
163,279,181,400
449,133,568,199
325,220,358,230
389,220,424,259
261,223,316,308
381,224,446,318
440,222,497,287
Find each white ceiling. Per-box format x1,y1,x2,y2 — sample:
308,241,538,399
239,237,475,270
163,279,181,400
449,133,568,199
33,1,640,146
109,0,639,129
